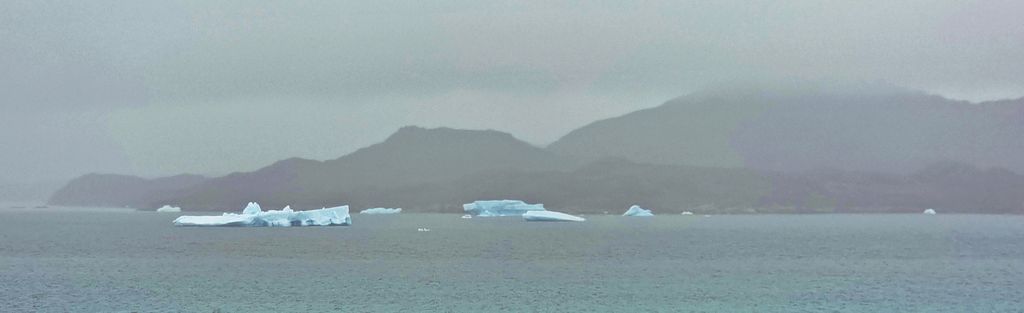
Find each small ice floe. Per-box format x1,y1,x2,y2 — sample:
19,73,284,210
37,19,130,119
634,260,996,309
156,205,182,213
923,208,937,215
359,208,402,214
622,205,654,217
681,211,694,215
173,203,351,227
460,214,473,219
417,228,431,232
523,210,585,222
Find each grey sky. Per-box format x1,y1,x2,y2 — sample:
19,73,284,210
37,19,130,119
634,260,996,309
2,0,1023,183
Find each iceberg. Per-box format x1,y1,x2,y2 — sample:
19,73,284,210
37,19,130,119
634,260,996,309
460,214,473,219
156,205,182,213
463,200,546,217
523,210,585,222
681,211,694,215
623,205,654,217
923,208,937,215
173,203,351,227
359,208,402,214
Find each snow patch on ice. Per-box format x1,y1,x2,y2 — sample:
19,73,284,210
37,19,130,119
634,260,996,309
523,211,585,222
241,202,262,215
360,208,402,214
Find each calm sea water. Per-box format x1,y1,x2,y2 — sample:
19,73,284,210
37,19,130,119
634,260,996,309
1,209,1022,312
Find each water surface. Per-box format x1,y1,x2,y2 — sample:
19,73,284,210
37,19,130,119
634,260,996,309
1,210,1022,312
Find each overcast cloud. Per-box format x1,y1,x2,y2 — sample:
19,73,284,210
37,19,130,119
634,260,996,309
2,0,1023,183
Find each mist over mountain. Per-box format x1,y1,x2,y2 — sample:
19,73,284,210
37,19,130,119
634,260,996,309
49,174,206,207
549,84,1024,174
48,86,1024,214
0,180,63,204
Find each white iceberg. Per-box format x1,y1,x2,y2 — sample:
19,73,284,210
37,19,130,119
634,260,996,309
463,200,546,217
460,214,473,219
623,205,654,217
173,203,351,227
359,208,402,214
681,211,694,215
523,210,585,222
923,208,937,215
156,205,182,213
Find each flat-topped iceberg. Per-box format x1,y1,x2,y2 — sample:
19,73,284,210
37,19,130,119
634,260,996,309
623,205,654,217
523,210,585,222
360,207,402,214
156,205,182,213
173,203,351,227
463,200,546,217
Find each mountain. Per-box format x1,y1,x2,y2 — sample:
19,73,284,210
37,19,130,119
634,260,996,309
548,85,1024,174
136,126,573,210
49,173,207,208
47,87,1024,214
48,133,1024,214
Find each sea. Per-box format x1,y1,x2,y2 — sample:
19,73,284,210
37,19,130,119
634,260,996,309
1,207,1022,312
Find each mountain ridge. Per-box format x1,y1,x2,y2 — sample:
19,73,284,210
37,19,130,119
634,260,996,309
548,87,1024,173
48,86,1024,214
